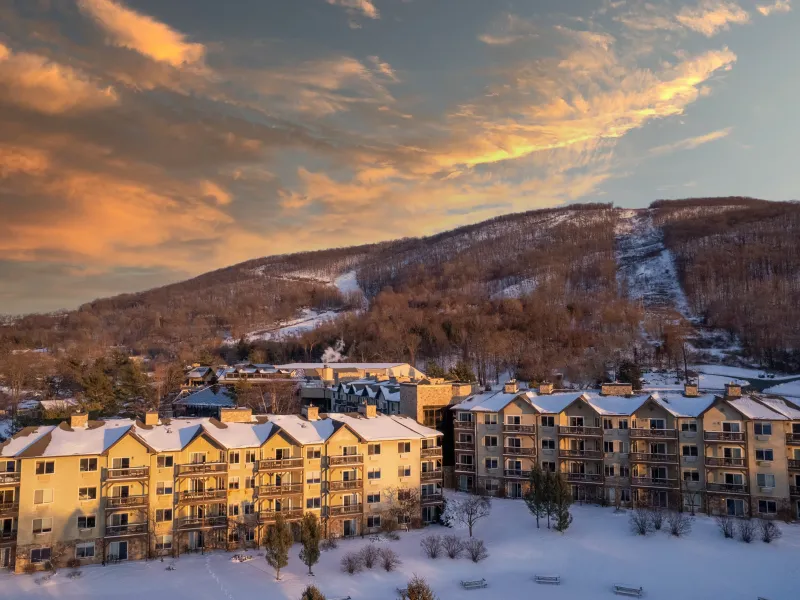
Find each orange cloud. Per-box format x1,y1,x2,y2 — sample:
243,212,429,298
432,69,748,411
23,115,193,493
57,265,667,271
77,0,205,67
649,127,732,155
675,1,750,36
757,0,791,15
326,0,380,19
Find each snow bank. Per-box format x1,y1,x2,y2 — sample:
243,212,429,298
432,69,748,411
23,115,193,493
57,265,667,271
764,380,800,399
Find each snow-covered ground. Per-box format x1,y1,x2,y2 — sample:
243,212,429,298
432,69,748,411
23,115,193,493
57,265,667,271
641,370,750,391
4,496,798,600
763,380,800,399
242,309,340,342
691,364,797,381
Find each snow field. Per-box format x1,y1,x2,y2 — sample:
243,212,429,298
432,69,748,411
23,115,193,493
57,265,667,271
3,495,798,600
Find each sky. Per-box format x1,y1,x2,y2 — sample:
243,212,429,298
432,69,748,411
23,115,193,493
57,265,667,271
0,0,797,315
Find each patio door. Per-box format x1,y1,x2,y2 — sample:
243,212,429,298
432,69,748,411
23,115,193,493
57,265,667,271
0,547,10,569
109,540,128,561
343,519,357,537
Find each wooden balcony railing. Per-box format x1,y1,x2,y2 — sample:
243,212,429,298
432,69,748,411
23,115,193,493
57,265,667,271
564,473,603,484
786,434,800,445
788,459,800,470
0,501,19,515
790,485,800,496
176,462,228,476
178,489,227,503
329,504,363,517
105,467,149,481
0,530,18,542
259,483,304,497
559,449,603,460
421,447,443,458
455,442,474,450
105,523,148,537
559,426,602,437
328,455,363,467
705,457,746,468
629,453,678,463
454,421,474,430
455,463,475,472
706,482,748,494
503,424,535,434
704,432,745,442
629,428,677,439
421,493,443,504
503,469,531,479
106,495,148,510
259,509,304,522
420,470,443,482
0,472,21,485
504,446,535,456
176,516,228,530
259,458,304,471
328,480,362,492
631,477,677,489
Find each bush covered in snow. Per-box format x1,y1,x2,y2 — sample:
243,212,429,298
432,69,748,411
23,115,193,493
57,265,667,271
340,551,363,575
379,547,401,572
760,520,782,544
359,544,380,569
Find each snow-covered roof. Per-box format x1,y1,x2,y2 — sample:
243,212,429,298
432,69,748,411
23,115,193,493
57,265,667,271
327,412,441,441
133,419,206,452
583,392,650,415
203,420,276,448
757,396,800,420
451,390,531,413
527,392,586,414
38,398,78,410
0,425,56,457
651,393,717,417
727,397,787,420
268,414,336,445
387,415,441,438
186,366,212,378
175,386,236,407
276,363,411,370
12,420,135,458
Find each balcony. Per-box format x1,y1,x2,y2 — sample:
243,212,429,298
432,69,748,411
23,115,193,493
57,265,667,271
0,472,20,486
788,459,800,470
454,421,474,430
704,432,745,443
631,477,677,489
790,485,800,497
421,447,443,458
706,482,748,494
455,442,474,451
105,523,148,537
559,449,603,460
559,426,602,437
455,463,475,473
421,493,443,504
0,530,18,543
106,495,148,510
328,480,363,492
629,453,678,463
259,483,304,497
629,428,677,440
786,434,800,445
0,501,19,516
705,457,746,468
504,446,535,456
259,509,304,523
503,424,535,434
328,455,363,467
420,470,443,482
259,458,304,471
177,516,228,530
177,489,227,504
329,504,363,517
503,469,531,479
176,462,228,476
564,473,603,484
105,467,149,481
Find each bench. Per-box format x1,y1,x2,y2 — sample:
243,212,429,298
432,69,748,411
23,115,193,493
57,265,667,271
534,574,561,585
460,578,488,590
328,597,351,600
613,584,643,597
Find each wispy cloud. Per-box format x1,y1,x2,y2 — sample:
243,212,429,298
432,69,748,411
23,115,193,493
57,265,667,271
757,0,792,15
649,127,733,155
326,0,380,19
676,1,750,36
479,14,539,45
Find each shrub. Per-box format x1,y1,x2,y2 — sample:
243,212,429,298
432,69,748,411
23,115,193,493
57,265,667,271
359,544,380,569
464,538,488,563
667,511,692,537
400,574,437,600
760,520,782,544
340,551,363,575
649,508,665,531
66,570,82,580
66,558,81,569
300,584,326,600
630,508,652,536
378,547,401,572
715,515,735,539
385,530,401,541
24,563,37,575
420,534,442,559
442,535,464,559
320,538,338,552
738,519,755,543
44,561,55,574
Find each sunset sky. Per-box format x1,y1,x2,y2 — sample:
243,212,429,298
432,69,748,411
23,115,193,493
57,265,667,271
1,0,797,314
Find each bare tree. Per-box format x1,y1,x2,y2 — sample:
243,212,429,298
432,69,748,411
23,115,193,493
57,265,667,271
667,511,692,537
384,486,422,530
760,520,782,543
464,538,488,563
442,535,464,559
629,508,652,536
359,544,380,569
447,496,491,537
716,514,735,539
737,519,755,543
681,479,700,516
379,547,401,572
340,551,363,575
419,534,442,559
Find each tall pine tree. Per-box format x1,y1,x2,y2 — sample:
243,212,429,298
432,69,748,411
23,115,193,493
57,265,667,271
524,465,546,528
552,473,574,533
299,512,321,575
264,514,293,580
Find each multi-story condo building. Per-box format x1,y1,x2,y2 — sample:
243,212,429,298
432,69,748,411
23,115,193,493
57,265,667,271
0,406,442,573
451,380,800,520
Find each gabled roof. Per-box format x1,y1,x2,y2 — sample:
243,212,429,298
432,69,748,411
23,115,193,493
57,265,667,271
650,392,717,417
757,396,800,420
582,391,650,415
0,425,57,458
327,412,441,441
727,397,787,420
18,419,134,458
451,390,532,413
527,391,586,414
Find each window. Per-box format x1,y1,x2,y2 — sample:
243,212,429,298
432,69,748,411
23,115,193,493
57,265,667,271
245,450,257,464
245,528,255,542
604,464,615,477
30,548,51,564
79,458,97,472
78,487,97,501
541,439,555,450
32,518,53,534
542,462,556,473
757,473,776,489
618,419,628,430
228,476,240,490
620,489,631,502
306,497,321,509
483,413,498,425
754,422,772,436
649,419,666,430
398,465,411,478
484,436,498,448
190,452,206,464
603,418,613,430
157,455,174,468
229,504,240,516
306,471,321,484
367,493,381,503
368,468,381,480
604,441,615,453
484,480,500,493
457,412,473,422
244,502,254,515
368,444,381,456
34,489,53,505
156,535,172,551
541,416,555,427
245,476,254,489
156,481,173,495
423,408,441,427
77,515,96,530
682,445,698,457
506,415,521,425
458,433,473,444
755,449,774,461
722,422,741,433
156,509,173,522
758,500,777,515
619,465,630,478
683,470,700,482
681,421,697,432
229,451,240,465
75,542,95,559
398,442,411,454
306,448,321,460
35,461,55,475
485,458,498,470
367,515,381,528
619,441,629,454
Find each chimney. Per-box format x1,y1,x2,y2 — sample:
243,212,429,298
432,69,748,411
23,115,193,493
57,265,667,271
321,366,334,382
601,382,633,397
302,405,319,421
358,404,377,419
538,382,554,395
70,412,88,429
725,383,742,399
219,407,252,423
144,411,159,426
683,383,699,398
504,380,519,394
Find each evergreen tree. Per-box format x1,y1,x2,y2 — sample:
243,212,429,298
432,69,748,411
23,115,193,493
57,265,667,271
299,512,321,575
447,361,476,383
401,574,438,600
617,360,643,390
543,470,556,529
552,474,574,533
80,361,114,414
299,585,326,600
524,465,546,528
425,360,447,379
264,514,293,580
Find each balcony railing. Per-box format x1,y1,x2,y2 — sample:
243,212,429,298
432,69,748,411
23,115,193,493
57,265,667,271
328,480,362,492
421,447,443,458
705,457,746,468
503,424,535,434
504,469,531,479
706,482,748,494
455,442,474,451
629,428,677,439
259,458,304,471
564,472,603,484
788,459,800,470
0,530,18,542
106,495,148,509
558,426,602,437
786,434,800,445
504,446,535,456
455,463,475,473
421,493,443,504
454,421,474,430
259,509,304,522
105,523,148,537
704,432,745,442
420,470,443,482
629,453,678,463
176,516,228,530
0,472,21,485
328,455,363,467
559,449,603,460
105,467,149,481
259,483,304,497
329,504,363,517
176,462,228,476
0,501,19,515
631,477,677,489
178,489,227,503
790,485,800,496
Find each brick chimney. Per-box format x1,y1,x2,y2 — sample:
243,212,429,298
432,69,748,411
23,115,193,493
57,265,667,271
144,411,159,426
683,383,699,398
601,382,633,397
504,380,519,394
219,407,252,423
303,405,319,421
70,412,88,429
358,404,377,419
725,383,742,399
538,382,554,395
